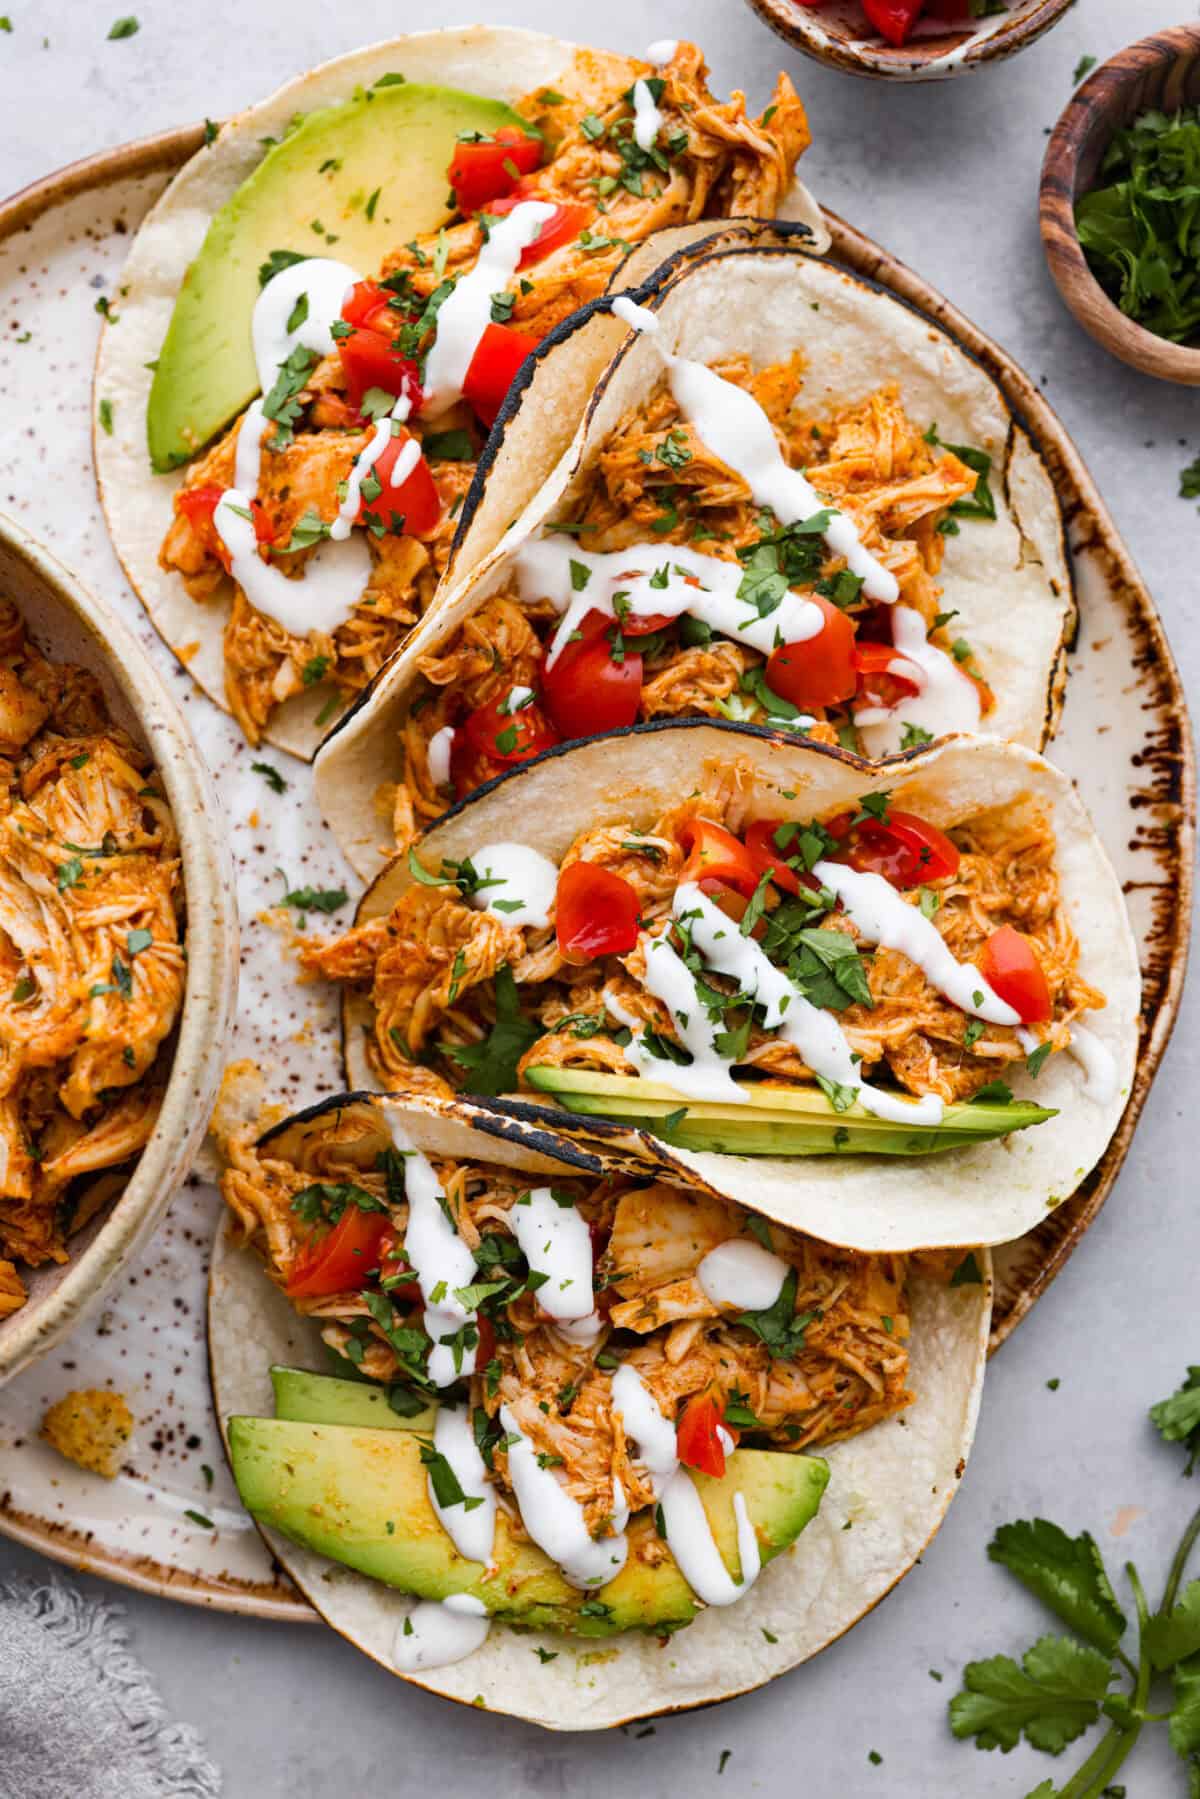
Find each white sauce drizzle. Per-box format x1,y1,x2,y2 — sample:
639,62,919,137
466,841,559,929
500,1404,628,1588
610,1364,678,1492
623,929,747,1104
611,296,898,603
250,257,360,392
658,1475,761,1607
813,860,1020,1025
392,1594,490,1670
672,881,946,1125
329,396,417,543
421,201,556,417
509,1186,599,1333
697,1239,789,1312
426,725,456,789
516,536,824,673
631,79,663,152
1066,1024,1118,1105
428,1406,496,1568
392,1123,480,1389
645,38,678,63
609,1362,763,1609
856,606,982,752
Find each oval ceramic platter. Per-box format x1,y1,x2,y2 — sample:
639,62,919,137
0,126,1190,1620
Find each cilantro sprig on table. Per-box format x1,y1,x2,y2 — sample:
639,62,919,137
949,1368,1200,1795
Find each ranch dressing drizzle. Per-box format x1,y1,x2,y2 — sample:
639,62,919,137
428,1405,497,1568
631,79,663,152
516,536,824,673
611,297,899,604
645,38,678,63
421,201,556,417
855,606,982,751
250,257,361,392
329,393,415,543
392,1594,490,1671
811,861,1020,1025
500,1404,629,1588
392,1123,480,1389
697,1239,789,1312
213,261,375,634
623,930,748,1104
426,725,456,789
610,1364,678,1492
510,1186,599,1335
677,881,945,1125
1066,1024,1118,1105
659,1475,762,1606
466,842,558,929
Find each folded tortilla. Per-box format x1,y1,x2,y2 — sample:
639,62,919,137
208,1088,991,1729
337,725,1139,1252
94,30,825,759
315,238,1073,877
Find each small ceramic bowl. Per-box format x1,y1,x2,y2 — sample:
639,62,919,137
744,0,1072,82
0,512,239,1384
1041,23,1200,385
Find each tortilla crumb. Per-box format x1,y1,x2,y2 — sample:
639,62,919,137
41,1388,134,1479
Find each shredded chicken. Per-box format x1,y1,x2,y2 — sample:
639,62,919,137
391,372,981,851
160,43,812,744
301,755,1104,1108
0,601,185,1312
222,1096,926,1539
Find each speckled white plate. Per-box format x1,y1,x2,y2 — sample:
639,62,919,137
0,127,1190,1619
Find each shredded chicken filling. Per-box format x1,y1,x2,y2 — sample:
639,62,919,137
0,600,185,1316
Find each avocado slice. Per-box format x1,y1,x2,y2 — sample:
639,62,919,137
228,1416,828,1636
270,1365,436,1431
523,1067,1055,1157
148,82,528,471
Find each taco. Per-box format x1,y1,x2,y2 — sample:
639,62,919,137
95,29,822,757
298,725,1139,1252
312,239,1072,879
209,1087,991,1727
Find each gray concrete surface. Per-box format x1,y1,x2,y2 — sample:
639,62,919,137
1,1,1196,1793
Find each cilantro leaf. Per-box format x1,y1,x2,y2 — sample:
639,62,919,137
988,1520,1127,1654
948,1635,1114,1754
441,965,538,1095
1151,1368,1200,1474
1169,1653,1200,1759
290,1182,386,1226
1147,1581,1200,1670
734,1266,813,1360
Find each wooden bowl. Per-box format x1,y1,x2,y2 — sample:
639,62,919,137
0,513,240,1383
1041,24,1200,384
744,0,1072,82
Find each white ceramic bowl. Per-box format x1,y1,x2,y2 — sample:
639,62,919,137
0,512,239,1383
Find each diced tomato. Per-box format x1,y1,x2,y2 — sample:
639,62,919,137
452,688,559,797
676,1393,738,1479
341,279,398,335
472,1313,497,1372
541,616,643,739
853,641,922,711
555,860,641,963
358,431,442,537
862,0,926,46
679,818,762,900
462,322,539,428
177,483,272,569
375,1231,422,1306
448,125,543,214
764,598,858,711
744,819,804,896
485,193,592,266
978,924,1053,1024
615,606,676,636
337,324,422,416
287,1207,392,1300
924,0,970,17
827,807,961,889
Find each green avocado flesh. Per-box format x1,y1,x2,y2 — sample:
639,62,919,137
270,1365,437,1432
147,82,526,472
522,1067,1056,1158
229,1405,828,1637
